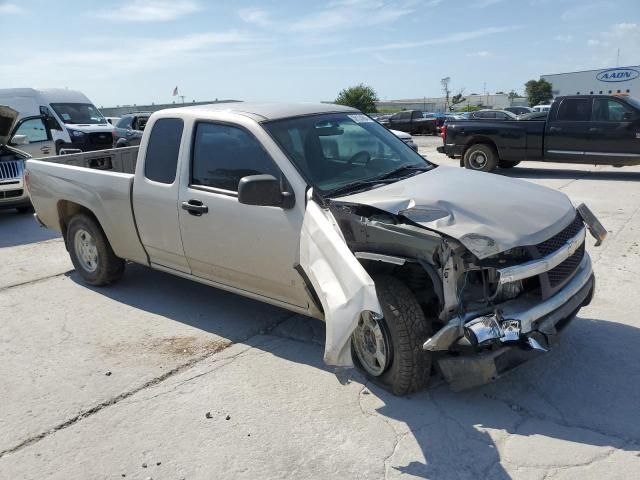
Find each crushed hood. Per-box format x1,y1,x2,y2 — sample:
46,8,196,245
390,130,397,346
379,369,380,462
0,106,19,146
336,166,576,259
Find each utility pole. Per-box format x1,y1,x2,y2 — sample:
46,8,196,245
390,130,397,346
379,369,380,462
616,48,620,66
179,95,185,104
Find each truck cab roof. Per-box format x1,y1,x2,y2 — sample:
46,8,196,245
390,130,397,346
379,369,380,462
164,102,359,122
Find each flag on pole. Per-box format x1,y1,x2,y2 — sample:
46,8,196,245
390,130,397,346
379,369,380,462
173,86,178,96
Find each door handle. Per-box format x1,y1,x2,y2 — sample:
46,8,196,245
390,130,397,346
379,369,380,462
549,126,562,132
589,127,603,133
181,200,209,216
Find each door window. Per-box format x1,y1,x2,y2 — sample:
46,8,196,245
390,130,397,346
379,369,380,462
14,118,49,142
144,118,183,184
556,98,591,121
191,122,280,192
592,99,635,122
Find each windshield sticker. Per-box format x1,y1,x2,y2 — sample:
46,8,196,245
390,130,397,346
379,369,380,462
61,113,71,121
348,114,374,124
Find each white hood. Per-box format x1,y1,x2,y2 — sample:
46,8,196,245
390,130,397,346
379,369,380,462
337,166,576,259
0,105,19,146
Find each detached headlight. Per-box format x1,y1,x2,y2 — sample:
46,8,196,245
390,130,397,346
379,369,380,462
68,129,86,139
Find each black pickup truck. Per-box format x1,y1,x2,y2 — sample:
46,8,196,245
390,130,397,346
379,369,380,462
438,95,640,172
380,110,439,135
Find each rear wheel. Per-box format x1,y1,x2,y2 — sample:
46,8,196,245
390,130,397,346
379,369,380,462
499,160,521,169
463,144,498,172
67,214,125,286
351,275,432,396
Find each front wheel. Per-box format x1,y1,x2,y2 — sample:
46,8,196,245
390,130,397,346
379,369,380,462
67,214,125,286
463,144,498,172
351,275,432,396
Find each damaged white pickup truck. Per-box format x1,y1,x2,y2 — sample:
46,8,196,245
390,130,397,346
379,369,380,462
25,103,606,394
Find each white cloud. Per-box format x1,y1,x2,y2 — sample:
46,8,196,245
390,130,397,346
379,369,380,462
238,8,270,26
560,2,603,21
466,50,493,57
554,34,573,42
587,22,640,66
4,30,259,85
94,0,202,22
266,25,518,63
0,3,25,14
289,0,419,32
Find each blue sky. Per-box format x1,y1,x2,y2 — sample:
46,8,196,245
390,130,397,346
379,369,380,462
1,0,639,107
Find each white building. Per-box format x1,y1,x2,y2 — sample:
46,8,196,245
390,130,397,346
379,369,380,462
541,66,639,97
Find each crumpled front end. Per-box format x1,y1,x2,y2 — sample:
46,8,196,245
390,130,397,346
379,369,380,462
423,204,605,390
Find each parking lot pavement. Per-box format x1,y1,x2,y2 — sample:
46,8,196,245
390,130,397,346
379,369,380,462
1,154,640,479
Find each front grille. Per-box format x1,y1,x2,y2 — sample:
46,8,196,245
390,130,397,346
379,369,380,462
527,213,586,298
0,160,23,181
89,132,113,146
0,189,23,199
547,243,585,288
536,214,584,256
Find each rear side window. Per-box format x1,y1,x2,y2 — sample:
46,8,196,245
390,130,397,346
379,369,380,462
191,122,280,192
556,99,591,121
144,118,183,184
592,99,635,122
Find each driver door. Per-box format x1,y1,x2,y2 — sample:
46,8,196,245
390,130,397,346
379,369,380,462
177,120,308,308
10,116,55,158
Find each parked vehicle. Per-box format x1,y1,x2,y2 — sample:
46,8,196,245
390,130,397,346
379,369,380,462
438,95,640,172
504,106,533,115
533,104,552,112
518,111,549,121
27,103,604,394
390,129,418,151
467,109,518,120
105,117,121,126
0,106,32,212
0,88,114,155
113,112,152,147
380,110,439,134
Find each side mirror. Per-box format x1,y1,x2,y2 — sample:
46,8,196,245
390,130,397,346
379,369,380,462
623,111,634,121
11,134,29,146
238,174,295,209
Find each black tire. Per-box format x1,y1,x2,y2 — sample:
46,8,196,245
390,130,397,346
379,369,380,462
351,275,432,396
66,214,125,286
16,205,33,214
55,141,64,155
463,144,498,172
499,160,521,169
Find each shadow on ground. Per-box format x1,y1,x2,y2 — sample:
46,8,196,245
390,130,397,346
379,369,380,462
497,166,640,182
0,208,59,248
75,264,640,478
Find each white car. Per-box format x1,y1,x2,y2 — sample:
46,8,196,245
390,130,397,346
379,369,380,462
532,104,552,112
390,129,418,151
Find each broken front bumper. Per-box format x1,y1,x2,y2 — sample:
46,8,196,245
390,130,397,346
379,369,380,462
426,253,595,390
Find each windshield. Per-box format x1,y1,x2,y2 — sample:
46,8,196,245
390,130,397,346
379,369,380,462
625,96,640,111
264,113,434,196
50,103,107,125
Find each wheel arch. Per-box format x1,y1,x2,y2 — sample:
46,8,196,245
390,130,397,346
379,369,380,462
57,200,102,250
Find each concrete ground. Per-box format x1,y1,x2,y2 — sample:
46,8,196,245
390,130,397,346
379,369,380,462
1,138,639,479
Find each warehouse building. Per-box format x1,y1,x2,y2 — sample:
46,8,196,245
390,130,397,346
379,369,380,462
541,66,639,97
375,93,528,112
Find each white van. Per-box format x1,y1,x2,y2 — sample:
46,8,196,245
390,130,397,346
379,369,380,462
532,104,552,112
0,88,114,156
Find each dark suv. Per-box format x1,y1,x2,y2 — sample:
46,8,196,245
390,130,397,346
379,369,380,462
113,112,151,147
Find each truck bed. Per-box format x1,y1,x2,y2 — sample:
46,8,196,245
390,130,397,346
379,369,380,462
25,148,148,266
44,146,139,173
444,120,546,161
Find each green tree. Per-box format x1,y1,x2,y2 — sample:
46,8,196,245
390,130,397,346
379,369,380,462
450,90,466,110
335,84,379,113
524,79,553,107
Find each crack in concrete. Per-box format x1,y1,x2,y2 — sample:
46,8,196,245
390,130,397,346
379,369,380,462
0,314,295,459
0,270,71,293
